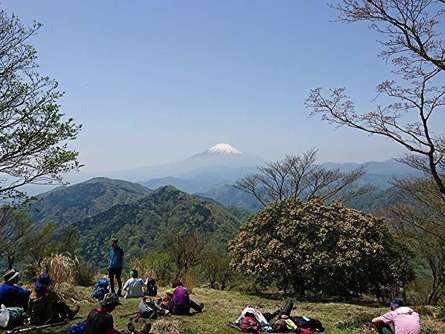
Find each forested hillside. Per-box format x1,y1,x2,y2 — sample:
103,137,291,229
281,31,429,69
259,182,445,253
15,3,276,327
28,178,152,227
75,186,242,267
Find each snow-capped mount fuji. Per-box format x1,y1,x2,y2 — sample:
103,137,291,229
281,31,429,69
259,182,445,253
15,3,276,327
186,143,262,169
140,144,264,193
205,143,242,155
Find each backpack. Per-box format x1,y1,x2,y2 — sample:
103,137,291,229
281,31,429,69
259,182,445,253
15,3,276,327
298,329,315,334
91,278,109,300
138,298,158,319
69,320,87,334
273,318,298,332
0,305,26,329
294,316,324,332
239,314,260,333
146,278,157,297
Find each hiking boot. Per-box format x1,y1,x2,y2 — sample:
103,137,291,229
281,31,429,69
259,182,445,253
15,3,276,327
197,303,204,312
69,305,80,319
141,323,152,334
127,322,136,332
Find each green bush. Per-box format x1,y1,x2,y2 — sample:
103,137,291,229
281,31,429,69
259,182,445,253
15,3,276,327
76,261,96,287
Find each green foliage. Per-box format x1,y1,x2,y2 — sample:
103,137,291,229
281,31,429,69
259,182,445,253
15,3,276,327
229,198,414,298
130,251,173,285
200,244,233,290
168,232,204,284
0,206,34,268
76,261,96,287
0,10,81,200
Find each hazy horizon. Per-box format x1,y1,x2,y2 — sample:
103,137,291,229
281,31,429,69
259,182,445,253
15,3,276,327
4,1,416,173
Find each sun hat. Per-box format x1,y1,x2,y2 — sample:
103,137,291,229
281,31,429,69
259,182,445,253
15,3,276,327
3,269,19,283
390,298,404,309
34,273,52,289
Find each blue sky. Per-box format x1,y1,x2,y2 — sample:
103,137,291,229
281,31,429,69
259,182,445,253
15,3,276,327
4,0,409,172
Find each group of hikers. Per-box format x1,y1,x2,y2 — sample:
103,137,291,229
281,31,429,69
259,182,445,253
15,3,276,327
0,237,423,334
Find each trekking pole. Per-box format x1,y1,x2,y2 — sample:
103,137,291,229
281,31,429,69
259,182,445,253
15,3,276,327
6,320,67,334
120,311,139,318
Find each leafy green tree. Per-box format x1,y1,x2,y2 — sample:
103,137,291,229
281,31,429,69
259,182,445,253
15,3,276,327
200,244,233,290
0,10,81,200
229,199,414,298
130,251,174,285
0,206,33,268
168,232,204,283
386,178,445,305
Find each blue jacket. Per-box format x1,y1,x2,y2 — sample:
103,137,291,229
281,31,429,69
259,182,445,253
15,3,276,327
0,282,31,309
109,246,124,269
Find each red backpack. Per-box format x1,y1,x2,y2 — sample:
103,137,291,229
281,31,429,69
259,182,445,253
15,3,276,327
239,314,260,333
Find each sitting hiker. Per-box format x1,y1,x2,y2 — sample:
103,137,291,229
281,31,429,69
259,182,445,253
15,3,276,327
372,298,421,334
0,269,30,310
85,292,120,334
28,273,79,325
123,270,145,298
85,293,150,334
91,277,109,301
171,281,204,315
145,277,157,297
158,287,175,311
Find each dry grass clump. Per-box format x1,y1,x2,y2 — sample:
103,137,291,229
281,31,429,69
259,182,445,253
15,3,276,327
150,319,183,334
38,253,79,289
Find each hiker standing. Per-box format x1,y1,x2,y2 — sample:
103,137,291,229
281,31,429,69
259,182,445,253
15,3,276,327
108,237,124,297
0,269,30,310
371,298,421,334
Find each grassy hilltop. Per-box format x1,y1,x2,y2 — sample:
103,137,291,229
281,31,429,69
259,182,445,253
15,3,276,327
25,287,444,334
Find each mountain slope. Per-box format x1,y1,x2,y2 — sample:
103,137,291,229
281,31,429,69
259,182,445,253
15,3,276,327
201,185,262,212
76,186,242,266
28,177,152,227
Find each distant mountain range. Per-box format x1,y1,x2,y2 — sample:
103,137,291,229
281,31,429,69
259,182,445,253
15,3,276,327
23,143,422,214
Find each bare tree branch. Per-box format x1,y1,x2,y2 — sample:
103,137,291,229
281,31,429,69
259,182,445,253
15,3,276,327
236,149,367,207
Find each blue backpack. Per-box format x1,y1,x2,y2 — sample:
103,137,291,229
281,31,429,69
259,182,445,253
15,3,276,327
91,278,109,300
69,320,87,334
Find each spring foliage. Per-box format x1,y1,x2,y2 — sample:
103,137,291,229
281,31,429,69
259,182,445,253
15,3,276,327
229,199,414,298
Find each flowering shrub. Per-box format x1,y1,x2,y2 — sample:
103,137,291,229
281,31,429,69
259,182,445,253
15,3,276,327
229,199,413,298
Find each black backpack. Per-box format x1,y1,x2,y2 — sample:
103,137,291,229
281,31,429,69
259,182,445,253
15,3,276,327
138,298,160,319
146,278,157,297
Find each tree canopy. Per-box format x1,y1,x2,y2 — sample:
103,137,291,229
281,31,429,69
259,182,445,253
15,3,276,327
0,10,81,199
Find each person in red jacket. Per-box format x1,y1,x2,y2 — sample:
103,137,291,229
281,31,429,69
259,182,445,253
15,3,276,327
84,293,150,334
